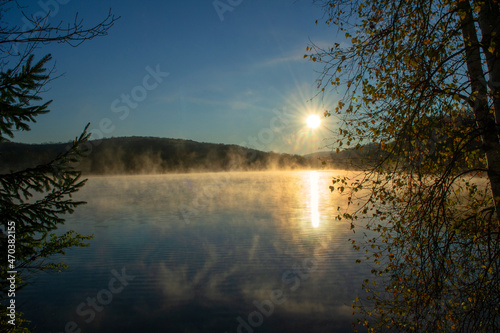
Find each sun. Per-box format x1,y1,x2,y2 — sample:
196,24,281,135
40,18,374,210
306,115,321,129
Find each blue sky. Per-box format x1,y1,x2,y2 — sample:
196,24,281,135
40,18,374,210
9,0,342,154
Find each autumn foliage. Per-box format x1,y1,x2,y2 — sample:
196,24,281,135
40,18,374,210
309,0,500,331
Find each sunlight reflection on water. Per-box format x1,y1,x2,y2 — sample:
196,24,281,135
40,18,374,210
310,170,320,228
19,170,369,333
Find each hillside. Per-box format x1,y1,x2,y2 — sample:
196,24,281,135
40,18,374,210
0,137,315,174
305,143,387,170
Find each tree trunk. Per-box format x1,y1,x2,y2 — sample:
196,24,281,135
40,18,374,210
460,0,500,226
477,0,500,126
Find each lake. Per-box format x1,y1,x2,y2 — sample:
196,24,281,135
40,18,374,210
19,170,370,333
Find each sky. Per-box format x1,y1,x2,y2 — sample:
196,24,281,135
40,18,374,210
7,0,343,155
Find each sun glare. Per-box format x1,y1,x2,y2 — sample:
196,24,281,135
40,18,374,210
306,115,321,129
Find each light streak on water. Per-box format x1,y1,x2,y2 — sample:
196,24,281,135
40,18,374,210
310,171,320,228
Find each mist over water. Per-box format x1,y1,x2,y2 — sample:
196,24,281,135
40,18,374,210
19,171,369,332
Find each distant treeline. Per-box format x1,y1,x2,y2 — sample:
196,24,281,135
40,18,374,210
0,137,336,175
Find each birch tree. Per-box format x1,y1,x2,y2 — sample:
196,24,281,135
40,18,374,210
308,0,500,331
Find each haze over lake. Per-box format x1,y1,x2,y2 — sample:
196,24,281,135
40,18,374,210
20,171,369,332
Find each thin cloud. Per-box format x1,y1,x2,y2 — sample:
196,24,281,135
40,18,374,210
254,47,307,68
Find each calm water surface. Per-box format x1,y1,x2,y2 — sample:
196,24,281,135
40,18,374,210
20,171,369,333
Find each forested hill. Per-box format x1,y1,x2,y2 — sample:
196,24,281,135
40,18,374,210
0,137,318,174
